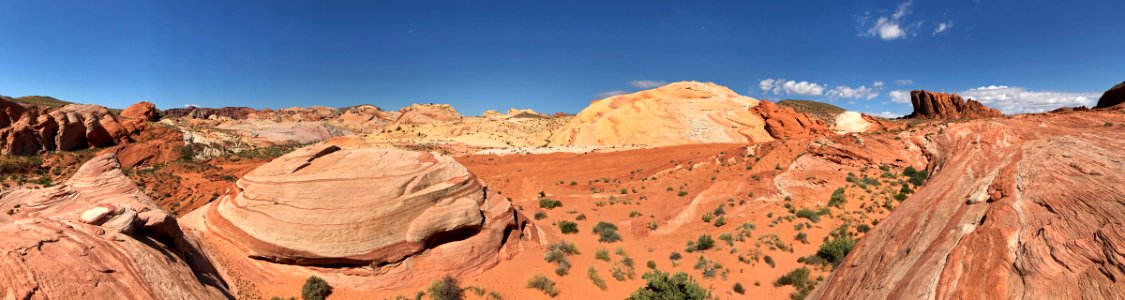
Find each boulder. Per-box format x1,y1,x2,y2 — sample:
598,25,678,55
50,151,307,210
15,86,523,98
907,90,1003,119
121,101,159,121
751,100,829,139
1094,81,1125,108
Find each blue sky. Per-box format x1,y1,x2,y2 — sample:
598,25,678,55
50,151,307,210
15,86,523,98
1,0,1121,116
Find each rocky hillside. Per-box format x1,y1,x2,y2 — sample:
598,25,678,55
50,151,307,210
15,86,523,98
1095,81,1124,108
907,90,1003,119
0,97,154,155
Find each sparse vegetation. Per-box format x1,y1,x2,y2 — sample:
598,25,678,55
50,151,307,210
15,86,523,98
538,198,562,209
593,221,623,243
828,187,846,208
301,275,332,300
685,234,715,252
775,268,815,300
427,275,463,300
817,236,856,267
588,267,608,290
558,220,578,234
526,275,559,297
626,270,709,300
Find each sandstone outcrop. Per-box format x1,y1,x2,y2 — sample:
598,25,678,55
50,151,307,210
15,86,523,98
550,81,773,146
0,153,230,299
907,90,1003,119
164,106,258,120
751,100,829,139
183,144,531,292
0,97,146,155
121,101,159,121
813,110,1125,299
394,103,462,125
1095,81,1124,108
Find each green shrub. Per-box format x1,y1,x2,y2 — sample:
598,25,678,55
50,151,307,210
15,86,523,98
763,255,775,268
539,198,562,209
593,221,622,243
301,275,332,300
669,252,682,261
828,187,846,208
817,237,857,267
545,241,579,276
774,268,815,300
558,221,578,234
712,216,726,227
732,282,745,295
596,248,611,261
534,211,548,220
795,209,820,222
588,267,608,290
688,235,715,252
678,190,689,197
526,275,559,297
626,270,709,300
428,275,463,300
647,260,657,269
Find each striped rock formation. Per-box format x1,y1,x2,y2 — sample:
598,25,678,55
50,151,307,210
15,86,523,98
0,153,230,299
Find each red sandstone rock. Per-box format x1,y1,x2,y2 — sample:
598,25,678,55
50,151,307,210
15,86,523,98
751,100,829,139
394,103,462,125
0,98,143,155
908,90,1003,119
1095,81,1124,108
121,101,159,121
163,106,258,120
0,154,230,299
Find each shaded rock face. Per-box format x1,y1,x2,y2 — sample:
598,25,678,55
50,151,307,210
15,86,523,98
908,90,1003,119
184,144,526,291
550,81,775,146
812,110,1125,299
121,101,159,121
163,106,257,120
0,154,230,299
751,100,829,139
1095,81,1124,108
0,98,146,155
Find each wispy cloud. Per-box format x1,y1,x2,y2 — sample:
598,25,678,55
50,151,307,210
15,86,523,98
873,81,885,88
827,85,880,100
759,78,826,96
595,90,630,99
862,1,917,41
888,90,912,103
629,80,668,89
960,85,1099,114
895,79,914,86
933,21,954,35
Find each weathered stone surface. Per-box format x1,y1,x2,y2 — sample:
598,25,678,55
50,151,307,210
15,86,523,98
752,100,829,139
0,98,146,155
163,106,258,120
182,144,530,292
121,101,159,121
550,81,774,146
908,90,1003,119
812,110,1125,300
0,153,230,299
1095,81,1124,108
394,103,462,125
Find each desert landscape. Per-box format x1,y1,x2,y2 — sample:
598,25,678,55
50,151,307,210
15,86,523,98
2,1,1123,300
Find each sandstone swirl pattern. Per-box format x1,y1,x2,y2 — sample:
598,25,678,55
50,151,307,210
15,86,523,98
185,144,531,293
0,154,230,299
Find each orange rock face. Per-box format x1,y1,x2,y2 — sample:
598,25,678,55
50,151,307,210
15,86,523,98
121,101,159,121
813,110,1125,299
181,144,533,295
0,97,146,155
394,103,463,125
751,100,829,139
0,154,230,299
908,90,1003,119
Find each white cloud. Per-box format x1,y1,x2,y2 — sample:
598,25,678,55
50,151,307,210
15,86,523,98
595,90,630,99
827,85,879,100
934,21,953,35
959,85,1099,114
629,80,667,89
873,111,903,118
863,1,915,41
873,81,885,88
759,78,826,96
888,90,912,103
895,79,914,86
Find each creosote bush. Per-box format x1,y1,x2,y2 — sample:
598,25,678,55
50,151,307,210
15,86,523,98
593,221,623,243
539,198,562,209
626,270,709,300
301,275,332,300
428,275,464,300
558,220,578,234
526,275,559,297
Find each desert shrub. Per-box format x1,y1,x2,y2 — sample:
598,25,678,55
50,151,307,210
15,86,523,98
534,211,547,220
774,268,815,300
795,209,820,222
558,221,578,234
301,275,332,300
763,255,775,268
712,216,726,227
828,187,846,208
576,213,587,220
856,224,871,233
626,270,709,300
545,241,579,276
817,236,857,267
588,267,608,290
539,198,562,209
596,248,611,261
688,235,715,252
795,232,809,244
903,166,929,186
732,282,745,295
526,275,559,297
669,252,683,261
647,260,657,269
428,275,463,300
593,221,622,243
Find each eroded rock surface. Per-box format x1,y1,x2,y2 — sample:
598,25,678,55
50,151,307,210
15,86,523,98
813,110,1125,299
0,97,147,155
908,90,1003,119
1095,81,1124,109
0,153,230,299
183,144,530,294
